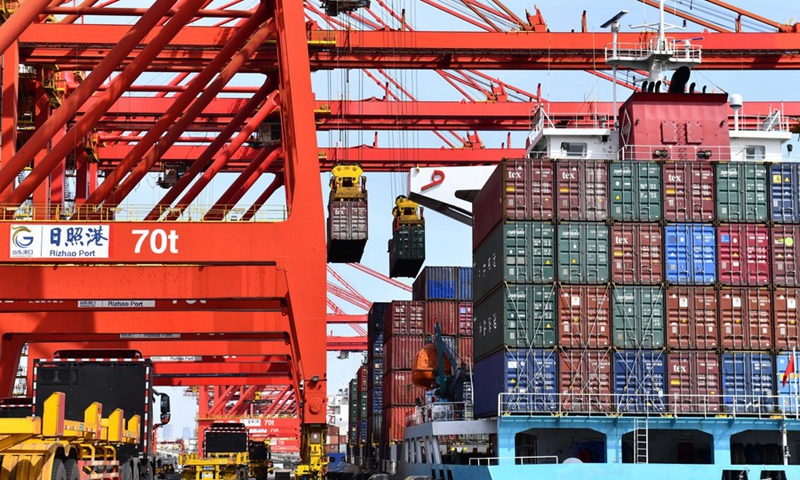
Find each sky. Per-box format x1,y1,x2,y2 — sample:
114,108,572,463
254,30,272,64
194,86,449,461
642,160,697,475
123,0,800,434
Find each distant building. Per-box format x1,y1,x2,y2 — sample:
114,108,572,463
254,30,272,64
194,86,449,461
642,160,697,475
162,424,174,441
182,427,192,440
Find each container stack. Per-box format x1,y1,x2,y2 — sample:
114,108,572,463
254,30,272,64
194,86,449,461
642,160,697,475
381,300,424,444
355,365,367,459
365,302,388,462
346,378,358,461
471,157,800,417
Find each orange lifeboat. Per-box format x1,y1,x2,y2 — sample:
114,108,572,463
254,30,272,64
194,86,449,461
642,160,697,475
411,343,451,389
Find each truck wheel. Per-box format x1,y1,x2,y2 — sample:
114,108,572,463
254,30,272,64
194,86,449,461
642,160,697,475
51,459,67,480
64,459,79,480
121,462,133,480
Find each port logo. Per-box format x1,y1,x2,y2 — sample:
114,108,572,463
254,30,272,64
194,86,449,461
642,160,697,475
11,226,34,248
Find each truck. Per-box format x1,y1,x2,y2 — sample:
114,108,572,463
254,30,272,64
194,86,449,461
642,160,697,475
32,349,171,480
180,423,254,480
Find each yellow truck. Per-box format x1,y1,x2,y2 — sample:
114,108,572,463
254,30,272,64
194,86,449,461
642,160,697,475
180,424,251,480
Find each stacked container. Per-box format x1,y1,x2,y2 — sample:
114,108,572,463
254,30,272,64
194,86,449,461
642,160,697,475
365,302,388,461
381,300,425,444
471,156,800,417
347,378,358,460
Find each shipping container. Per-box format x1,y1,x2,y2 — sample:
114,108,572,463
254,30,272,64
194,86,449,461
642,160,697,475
472,159,556,248
357,365,367,393
424,301,458,336
663,162,715,222
665,287,718,349
473,284,557,360
719,288,772,351
457,302,473,336
771,163,800,223
556,160,608,221
367,387,382,417
558,349,613,412
383,301,424,336
613,350,666,413
772,225,800,287
457,267,473,301
776,353,800,413
612,286,665,349
664,224,717,285
557,223,610,284
774,289,800,350
715,163,769,222
610,162,662,221
413,266,457,301
367,357,383,391
558,286,611,348
327,199,368,263
457,337,473,365
611,223,663,284
389,223,425,278
383,335,425,373
666,351,720,413
368,302,390,337
473,348,558,417
382,371,420,407
721,352,775,413
473,222,556,301
382,406,414,443
368,331,384,361
717,224,771,286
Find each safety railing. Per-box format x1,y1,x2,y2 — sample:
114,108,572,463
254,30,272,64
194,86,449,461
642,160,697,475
468,455,558,466
605,37,702,63
406,402,473,426
498,392,800,419
620,144,793,162
0,204,287,222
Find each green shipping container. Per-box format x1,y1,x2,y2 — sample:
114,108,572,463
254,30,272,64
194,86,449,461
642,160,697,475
473,284,557,361
473,222,556,302
557,223,609,284
612,286,665,349
610,162,662,221
715,163,768,222
389,223,425,277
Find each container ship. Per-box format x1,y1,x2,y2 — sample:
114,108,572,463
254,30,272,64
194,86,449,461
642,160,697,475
342,19,800,480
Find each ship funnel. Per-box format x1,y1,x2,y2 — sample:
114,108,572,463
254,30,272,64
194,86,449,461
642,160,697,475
730,93,743,131
668,66,691,94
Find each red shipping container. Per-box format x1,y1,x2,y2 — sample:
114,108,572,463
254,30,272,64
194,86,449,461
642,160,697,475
558,286,611,348
772,225,800,287
665,287,718,350
383,335,425,373
357,365,367,393
719,288,772,350
458,302,473,336
558,349,613,412
717,225,771,286
383,371,420,407
611,224,663,284
472,159,556,249
384,301,424,336
382,406,415,443
457,337,473,364
663,162,715,222
556,160,608,221
425,301,458,335
774,289,800,350
667,351,720,413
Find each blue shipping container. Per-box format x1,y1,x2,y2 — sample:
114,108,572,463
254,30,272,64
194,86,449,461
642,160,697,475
413,266,458,300
664,224,716,285
368,303,390,336
473,348,558,418
457,267,473,301
614,350,666,413
722,352,775,414
359,419,367,442
370,331,384,359
771,164,800,223
777,353,799,414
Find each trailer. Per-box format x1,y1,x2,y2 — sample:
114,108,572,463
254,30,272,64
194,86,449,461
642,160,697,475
0,391,140,480
180,423,250,480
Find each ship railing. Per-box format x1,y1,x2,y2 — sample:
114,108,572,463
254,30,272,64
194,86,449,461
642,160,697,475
498,392,800,419
468,455,558,466
407,402,473,425
605,37,702,63
0,203,288,222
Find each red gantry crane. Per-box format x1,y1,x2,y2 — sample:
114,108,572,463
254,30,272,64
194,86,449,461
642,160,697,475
0,1,798,477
